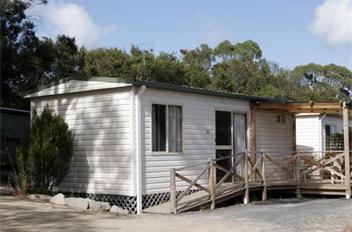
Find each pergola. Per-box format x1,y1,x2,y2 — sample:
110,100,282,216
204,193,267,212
253,100,352,199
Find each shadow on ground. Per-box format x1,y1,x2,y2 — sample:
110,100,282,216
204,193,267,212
0,197,125,232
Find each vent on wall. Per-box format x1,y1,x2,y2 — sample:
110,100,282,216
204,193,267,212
276,115,286,124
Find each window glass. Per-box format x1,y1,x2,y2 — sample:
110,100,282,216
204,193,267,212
152,104,166,152
216,111,231,145
152,104,183,153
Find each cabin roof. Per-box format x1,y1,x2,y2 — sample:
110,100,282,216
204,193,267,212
25,75,289,103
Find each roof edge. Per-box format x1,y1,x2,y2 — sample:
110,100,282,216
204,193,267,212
25,75,290,103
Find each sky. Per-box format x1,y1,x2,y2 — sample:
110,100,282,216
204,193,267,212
28,0,352,70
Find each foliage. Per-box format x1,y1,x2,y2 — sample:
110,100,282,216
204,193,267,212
0,0,82,108
18,106,74,191
2,0,352,105
83,48,131,78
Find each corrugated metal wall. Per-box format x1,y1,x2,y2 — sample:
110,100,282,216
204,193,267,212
1,107,30,184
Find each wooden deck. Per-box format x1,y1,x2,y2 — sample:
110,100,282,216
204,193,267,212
144,150,352,214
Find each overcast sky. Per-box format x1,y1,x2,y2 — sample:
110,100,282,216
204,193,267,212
29,0,352,69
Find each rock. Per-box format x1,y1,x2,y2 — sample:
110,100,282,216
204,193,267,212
100,202,111,211
65,197,89,210
37,194,51,202
88,199,102,211
27,194,39,200
110,205,128,215
50,193,65,205
0,186,12,196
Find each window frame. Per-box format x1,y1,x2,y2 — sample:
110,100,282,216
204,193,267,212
151,103,184,155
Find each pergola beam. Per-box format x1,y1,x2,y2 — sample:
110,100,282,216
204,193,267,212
254,101,351,113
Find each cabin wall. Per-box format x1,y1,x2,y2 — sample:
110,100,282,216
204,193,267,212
296,115,322,151
140,88,250,194
255,110,294,180
30,87,134,196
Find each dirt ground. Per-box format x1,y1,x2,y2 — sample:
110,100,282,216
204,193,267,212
0,196,351,232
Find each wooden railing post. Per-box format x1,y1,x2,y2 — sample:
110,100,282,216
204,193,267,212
170,168,177,213
209,159,216,210
296,152,302,199
261,153,267,201
343,102,351,199
243,151,249,205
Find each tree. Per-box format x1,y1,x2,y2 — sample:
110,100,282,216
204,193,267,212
0,0,46,108
149,52,186,85
181,44,213,88
291,63,352,101
50,35,81,79
214,40,262,63
211,40,265,94
83,48,131,78
1,0,81,108
18,106,74,191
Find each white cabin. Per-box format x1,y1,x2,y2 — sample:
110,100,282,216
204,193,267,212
26,76,295,213
296,113,352,152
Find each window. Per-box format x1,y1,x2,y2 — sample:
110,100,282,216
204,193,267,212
152,104,166,152
215,111,232,146
152,104,183,153
325,125,331,150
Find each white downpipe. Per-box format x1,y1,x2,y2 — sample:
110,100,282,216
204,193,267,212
136,85,146,214
319,113,326,156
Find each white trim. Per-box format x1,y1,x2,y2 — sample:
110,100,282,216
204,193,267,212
25,81,132,98
135,85,146,214
130,87,136,196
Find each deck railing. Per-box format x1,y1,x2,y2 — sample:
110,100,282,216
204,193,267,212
170,150,352,213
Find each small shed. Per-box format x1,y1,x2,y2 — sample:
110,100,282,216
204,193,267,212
25,76,300,213
296,113,352,151
0,107,30,184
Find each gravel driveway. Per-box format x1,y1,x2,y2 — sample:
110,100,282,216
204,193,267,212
0,196,351,232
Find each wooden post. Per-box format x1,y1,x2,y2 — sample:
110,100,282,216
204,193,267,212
170,168,177,213
209,159,216,209
291,113,297,152
343,102,351,200
243,151,249,204
261,153,267,201
250,104,257,180
296,152,302,199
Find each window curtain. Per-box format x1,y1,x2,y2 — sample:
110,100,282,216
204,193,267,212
168,105,182,152
234,113,247,175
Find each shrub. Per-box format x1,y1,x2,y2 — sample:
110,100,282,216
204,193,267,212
18,106,74,192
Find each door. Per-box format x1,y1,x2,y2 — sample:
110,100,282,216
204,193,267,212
215,111,232,182
215,111,247,182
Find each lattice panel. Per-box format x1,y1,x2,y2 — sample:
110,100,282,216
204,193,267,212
142,192,170,209
69,192,138,214
63,189,199,213
142,189,199,209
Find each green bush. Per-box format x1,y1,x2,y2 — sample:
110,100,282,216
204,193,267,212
17,106,74,192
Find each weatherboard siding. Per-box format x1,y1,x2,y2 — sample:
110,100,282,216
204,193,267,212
296,115,321,152
140,88,250,194
255,110,294,181
31,88,133,196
